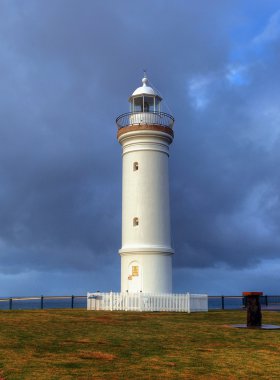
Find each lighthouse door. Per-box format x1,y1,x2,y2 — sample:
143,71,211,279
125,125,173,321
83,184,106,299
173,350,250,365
128,262,142,293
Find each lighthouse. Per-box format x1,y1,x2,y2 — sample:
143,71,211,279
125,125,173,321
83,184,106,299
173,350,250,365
116,74,175,293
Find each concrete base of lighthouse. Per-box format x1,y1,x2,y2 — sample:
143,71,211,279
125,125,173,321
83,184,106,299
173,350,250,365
120,248,173,293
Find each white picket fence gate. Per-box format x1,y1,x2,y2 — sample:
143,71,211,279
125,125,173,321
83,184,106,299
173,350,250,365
87,292,208,312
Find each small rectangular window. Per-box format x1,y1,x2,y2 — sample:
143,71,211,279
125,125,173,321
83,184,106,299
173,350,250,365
132,266,139,276
133,162,139,171
133,217,139,226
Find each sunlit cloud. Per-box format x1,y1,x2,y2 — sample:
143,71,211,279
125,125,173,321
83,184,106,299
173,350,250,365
226,64,250,86
187,75,214,110
254,9,280,44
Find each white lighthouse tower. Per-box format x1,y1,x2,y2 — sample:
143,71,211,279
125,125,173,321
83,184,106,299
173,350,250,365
116,74,175,293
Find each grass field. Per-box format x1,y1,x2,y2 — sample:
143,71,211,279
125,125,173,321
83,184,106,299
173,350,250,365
0,309,279,379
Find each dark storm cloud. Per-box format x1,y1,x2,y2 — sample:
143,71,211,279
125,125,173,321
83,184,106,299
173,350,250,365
172,48,280,269
0,0,279,293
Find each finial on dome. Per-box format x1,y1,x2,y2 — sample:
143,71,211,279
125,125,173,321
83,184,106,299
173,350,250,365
142,70,148,86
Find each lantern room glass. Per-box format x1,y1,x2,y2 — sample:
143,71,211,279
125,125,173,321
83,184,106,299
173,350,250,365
132,97,143,112
131,95,161,113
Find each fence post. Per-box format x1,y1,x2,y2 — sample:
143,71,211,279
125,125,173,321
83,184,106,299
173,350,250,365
221,296,225,310
41,296,44,310
9,298,12,310
125,291,128,312
110,291,113,311
187,293,190,313
139,292,141,312
71,295,74,309
87,292,90,310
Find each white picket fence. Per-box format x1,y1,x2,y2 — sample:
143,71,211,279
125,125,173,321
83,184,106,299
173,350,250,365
87,292,208,312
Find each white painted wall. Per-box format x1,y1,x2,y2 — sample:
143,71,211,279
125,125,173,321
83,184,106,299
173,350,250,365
121,253,172,293
118,129,174,293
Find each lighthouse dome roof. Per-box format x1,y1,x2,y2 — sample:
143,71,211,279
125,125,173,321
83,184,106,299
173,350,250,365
129,74,162,101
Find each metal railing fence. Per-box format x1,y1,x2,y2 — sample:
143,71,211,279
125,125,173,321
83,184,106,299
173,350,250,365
208,295,280,310
0,295,279,311
0,296,87,310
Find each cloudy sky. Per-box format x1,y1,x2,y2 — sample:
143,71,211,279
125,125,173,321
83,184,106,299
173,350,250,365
1,0,280,296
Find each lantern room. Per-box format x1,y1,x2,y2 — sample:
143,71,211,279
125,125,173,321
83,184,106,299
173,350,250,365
116,73,174,130
129,73,162,113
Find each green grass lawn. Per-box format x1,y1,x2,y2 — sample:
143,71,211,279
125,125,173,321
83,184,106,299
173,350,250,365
0,309,279,379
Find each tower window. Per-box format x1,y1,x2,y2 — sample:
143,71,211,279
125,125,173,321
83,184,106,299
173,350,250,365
132,266,139,276
133,162,139,171
133,217,139,227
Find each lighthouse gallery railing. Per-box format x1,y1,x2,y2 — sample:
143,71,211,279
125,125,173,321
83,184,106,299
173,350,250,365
116,111,174,129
